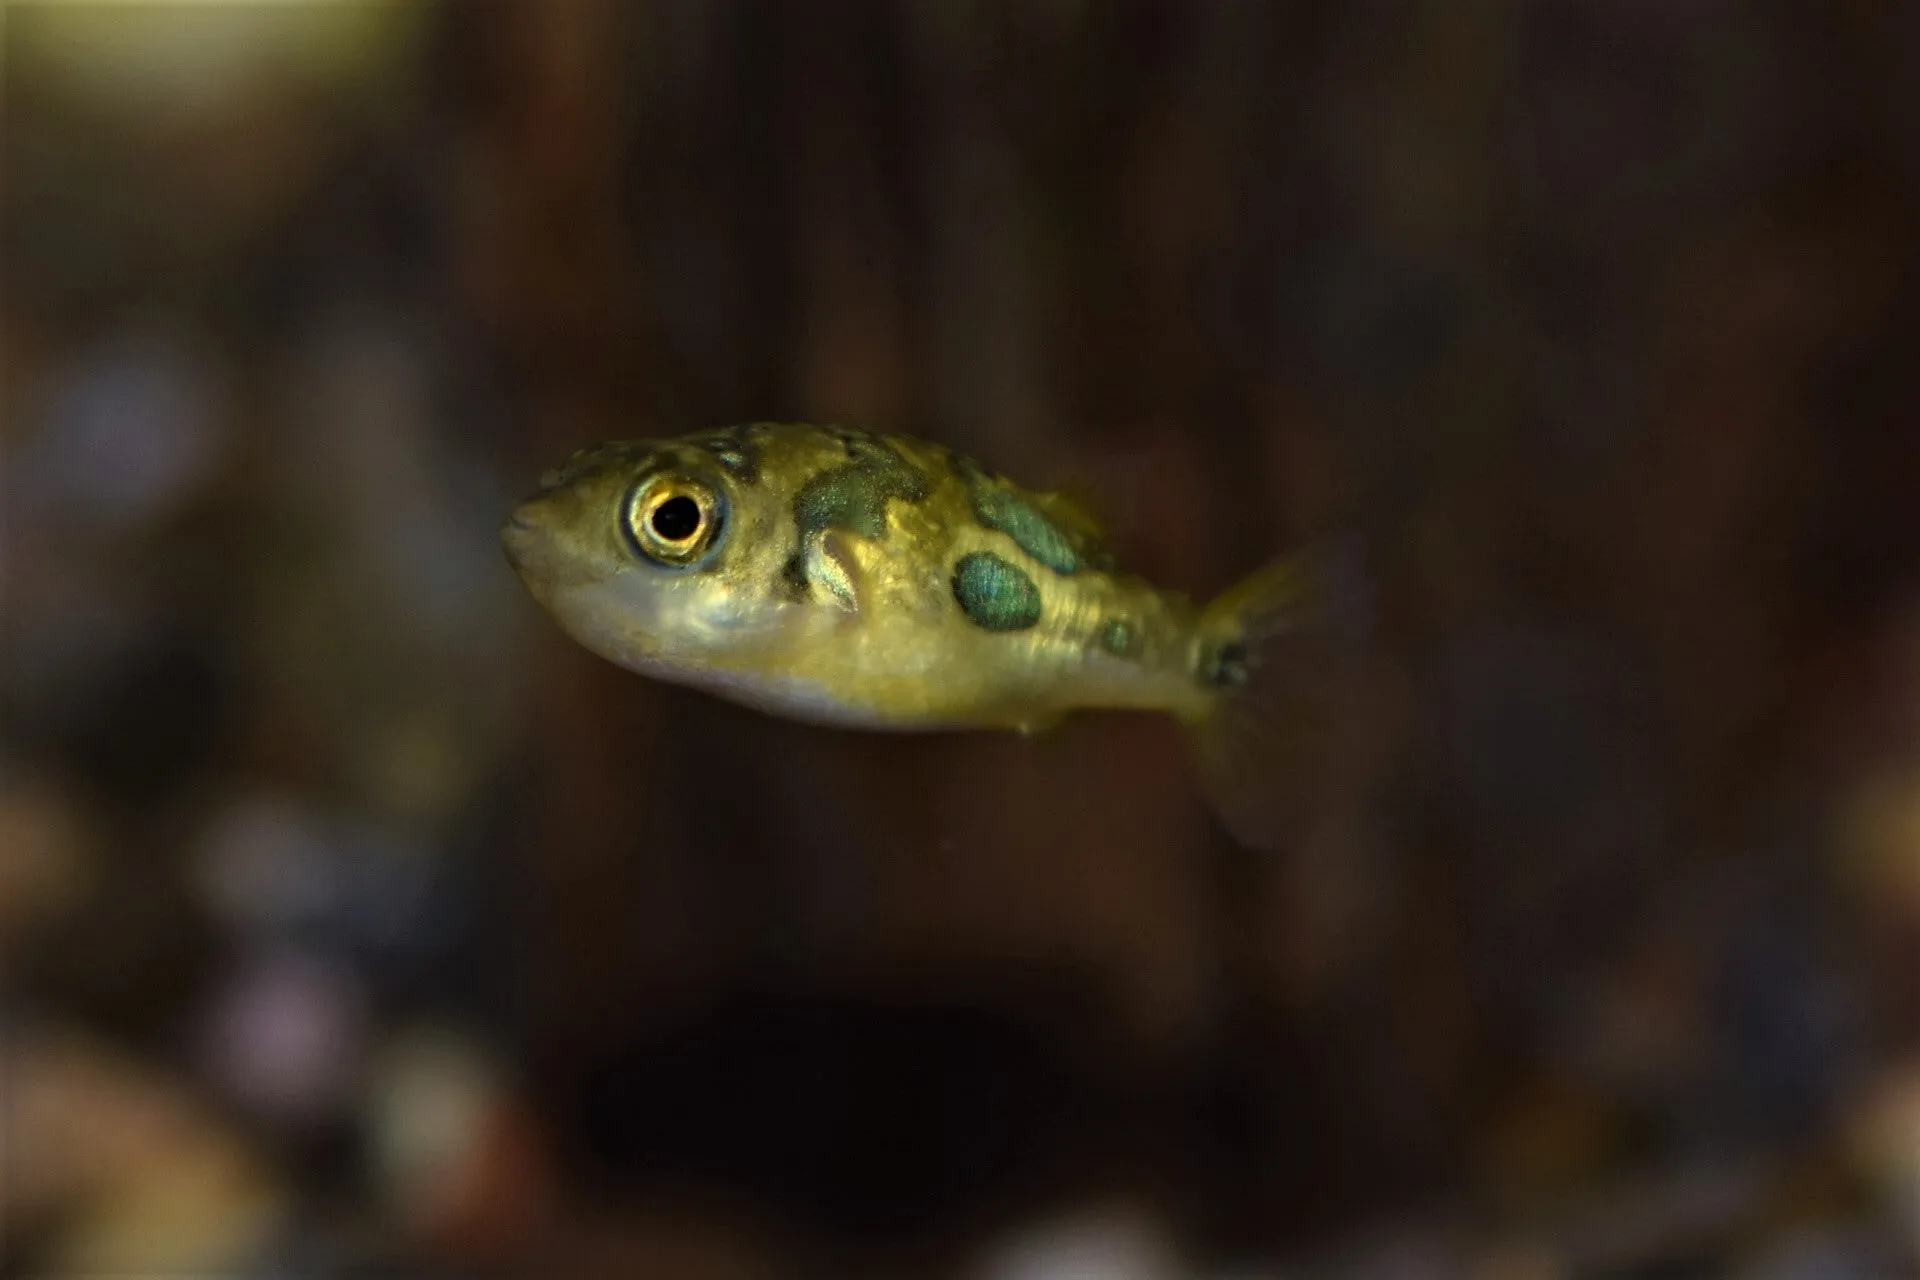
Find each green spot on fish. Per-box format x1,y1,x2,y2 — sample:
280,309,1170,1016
1201,640,1250,688
1099,618,1136,656
688,425,764,481
952,551,1042,631
969,483,1080,575
794,436,927,540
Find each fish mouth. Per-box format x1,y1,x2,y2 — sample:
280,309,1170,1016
499,509,544,572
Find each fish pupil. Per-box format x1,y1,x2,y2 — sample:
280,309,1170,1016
651,495,702,541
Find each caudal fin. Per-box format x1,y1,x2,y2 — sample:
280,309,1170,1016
1185,537,1375,850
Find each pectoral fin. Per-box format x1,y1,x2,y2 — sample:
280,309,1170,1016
805,529,868,615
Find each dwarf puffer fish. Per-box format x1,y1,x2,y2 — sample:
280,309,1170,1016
502,422,1359,847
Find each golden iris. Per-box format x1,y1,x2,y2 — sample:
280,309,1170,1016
626,474,725,566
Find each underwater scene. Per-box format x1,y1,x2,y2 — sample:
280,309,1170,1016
4,3,1919,1276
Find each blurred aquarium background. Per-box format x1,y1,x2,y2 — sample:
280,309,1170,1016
4,2,1920,1277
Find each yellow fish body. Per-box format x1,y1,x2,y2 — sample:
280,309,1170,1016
502,422,1360,845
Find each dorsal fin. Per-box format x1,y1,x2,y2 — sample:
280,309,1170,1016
950,448,1118,574
1029,487,1116,571
1030,488,1107,542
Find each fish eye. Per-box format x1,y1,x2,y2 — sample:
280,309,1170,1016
626,475,725,567
650,495,701,542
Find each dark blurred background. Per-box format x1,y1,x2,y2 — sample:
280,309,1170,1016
5,2,1920,1276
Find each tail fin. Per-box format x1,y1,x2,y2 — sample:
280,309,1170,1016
1185,537,1376,850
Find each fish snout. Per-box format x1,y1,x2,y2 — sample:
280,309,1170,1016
500,502,551,571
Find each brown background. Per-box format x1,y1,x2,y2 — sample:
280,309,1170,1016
4,2,1919,1276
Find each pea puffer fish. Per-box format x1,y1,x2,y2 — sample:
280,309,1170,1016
502,422,1363,847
